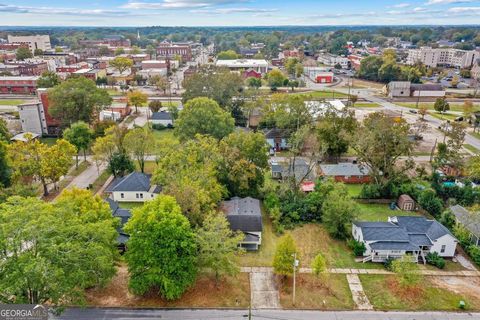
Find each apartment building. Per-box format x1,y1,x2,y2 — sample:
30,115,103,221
407,47,479,68
216,59,269,74
157,40,192,62
317,53,350,68
7,35,51,53
0,76,39,94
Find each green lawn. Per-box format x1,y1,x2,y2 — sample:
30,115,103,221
0,99,26,106
118,202,144,209
464,144,480,154
294,90,349,99
152,128,175,141
354,102,380,108
356,203,419,222
396,102,480,113
140,161,157,175
346,184,363,198
91,170,112,195
471,132,480,140
39,137,58,146
429,112,459,121
360,274,480,311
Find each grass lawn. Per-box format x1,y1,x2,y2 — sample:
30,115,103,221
471,132,480,140
356,203,419,222
354,102,380,108
39,137,58,146
419,260,466,272
464,144,480,154
294,90,349,99
86,264,250,308
141,161,157,175
118,202,144,209
152,128,175,141
279,274,354,310
396,102,480,113
0,99,26,106
360,274,480,311
90,170,112,195
346,184,363,198
429,112,459,121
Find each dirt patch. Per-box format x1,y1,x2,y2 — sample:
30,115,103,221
86,264,250,308
430,276,480,301
387,277,424,302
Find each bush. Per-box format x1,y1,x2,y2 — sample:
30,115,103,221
311,253,327,277
426,252,445,269
418,189,443,216
152,123,166,130
359,183,382,199
384,257,395,271
348,239,366,256
468,245,480,266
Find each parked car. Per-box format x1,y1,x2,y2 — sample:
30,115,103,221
409,110,418,114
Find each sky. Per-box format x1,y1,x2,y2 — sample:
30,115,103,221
1,0,480,27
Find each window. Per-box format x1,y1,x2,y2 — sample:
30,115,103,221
140,193,143,199
136,193,139,199
120,193,124,199
441,245,446,253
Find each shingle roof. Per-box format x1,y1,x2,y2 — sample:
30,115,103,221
450,205,480,237
394,216,453,240
106,172,156,193
411,84,443,92
105,199,132,245
151,111,172,121
265,128,289,139
222,197,262,232
408,234,433,247
361,225,411,242
369,241,419,251
320,163,370,177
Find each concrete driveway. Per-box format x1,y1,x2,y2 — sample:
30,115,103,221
250,270,280,309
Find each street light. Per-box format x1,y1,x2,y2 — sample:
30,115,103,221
292,253,299,306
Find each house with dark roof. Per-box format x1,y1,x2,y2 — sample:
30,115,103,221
265,128,289,152
271,158,315,182
318,163,370,184
353,216,457,264
106,198,131,252
150,111,173,127
450,205,480,246
221,197,263,251
106,172,161,202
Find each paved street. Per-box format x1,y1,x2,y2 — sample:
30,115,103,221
53,308,480,320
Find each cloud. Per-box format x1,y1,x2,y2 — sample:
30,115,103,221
392,3,411,8
426,0,475,5
191,7,278,14
447,6,480,12
0,3,129,16
122,0,248,10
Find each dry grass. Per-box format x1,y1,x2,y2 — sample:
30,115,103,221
279,274,354,309
86,264,250,308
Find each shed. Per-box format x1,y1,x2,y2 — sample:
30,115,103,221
397,194,415,211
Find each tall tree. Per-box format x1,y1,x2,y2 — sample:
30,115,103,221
16,47,32,60
63,121,94,168
196,213,244,284
0,193,117,306
175,97,235,141
127,90,148,114
48,77,112,127
0,140,11,187
217,50,239,59
124,127,155,173
322,184,358,239
124,195,197,300
37,71,61,88
0,118,10,141
110,56,133,74
273,234,297,276
434,97,450,114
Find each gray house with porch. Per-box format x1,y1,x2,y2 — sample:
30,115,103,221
450,205,480,246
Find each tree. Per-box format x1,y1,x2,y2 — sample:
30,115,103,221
311,253,327,279
127,90,148,114
434,97,450,114
63,121,94,168
418,105,428,120
148,100,163,113
357,55,383,81
110,56,133,74
0,140,11,187
0,193,117,306
467,155,480,181
295,63,304,78
37,71,60,88
350,95,358,107
0,118,10,141
285,58,299,76
322,185,358,239
418,189,443,217
108,151,135,178
124,127,155,173
124,195,197,300
33,48,43,56
463,100,474,120
148,75,169,94
217,50,239,59
273,234,297,276
175,97,235,141
98,46,110,56
114,47,125,56
247,77,262,89
289,80,299,91
16,47,32,60
391,256,422,288
451,75,459,88
267,69,286,90
196,213,244,284
352,112,414,187
48,77,112,127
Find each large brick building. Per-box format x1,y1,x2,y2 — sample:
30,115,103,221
157,40,192,62
3,61,49,76
0,76,39,94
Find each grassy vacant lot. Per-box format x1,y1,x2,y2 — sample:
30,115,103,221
239,214,378,269
294,90,349,99
464,144,480,154
87,264,250,308
360,274,480,311
0,99,26,106
279,274,354,309
396,102,480,113
354,102,380,108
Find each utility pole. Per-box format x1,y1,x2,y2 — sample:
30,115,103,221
292,253,299,306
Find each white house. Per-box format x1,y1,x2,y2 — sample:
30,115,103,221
150,111,173,127
106,172,161,202
353,216,457,264
216,59,269,74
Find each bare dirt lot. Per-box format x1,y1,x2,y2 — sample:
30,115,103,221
430,276,480,301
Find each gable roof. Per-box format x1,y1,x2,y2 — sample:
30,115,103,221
222,197,262,232
105,199,132,245
265,128,289,139
450,204,480,237
320,163,370,177
393,216,453,240
106,172,157,193
151,111,172,121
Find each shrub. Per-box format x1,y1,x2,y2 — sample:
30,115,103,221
439,210,456,229
152,123,166,130
348,239,366,256
359,183,382,199
426,252,445,269
418,189,443,216
468,245,480,266
311,253,327,277
384,257,395,271
391,255,422,288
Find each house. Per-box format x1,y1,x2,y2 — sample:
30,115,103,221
243,69,262,79
318,163,370,184
271,158,315,182
10,132,40,142
106,198,131,252
353,216,457,264
397,194,416,211
151,111,173,127
387,81,411,98
221,197,263,251
450,205,480,246
265,128,289,152
216,59,269,74
106,172,161,202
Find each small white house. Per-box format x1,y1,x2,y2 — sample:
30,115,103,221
106,172,161,202
151,111,173,127
353,216,457,264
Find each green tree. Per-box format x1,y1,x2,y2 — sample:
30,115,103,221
311,253,328,280
391,256,422,288
0,140,11,187
37,71,60,88
110,56,133,74
48,77,112,127
114,47,125,56
434,97,450,114
127,90,148,114
357,55,383,81
285,58,299,76
217,50,239,59
63,121,94,168
267,69,287,90
148,100,163,113
0,192,117,306
124,127,155,173
322,184,358,239
468,155,480,180
148,75,169,94
124,195,197,300
108,151,135,178
33,48,43,56
247,77,262,89
273,234,297,276
175,97,235,141
0,118,10,141
196,213,244,284
16,47,32,60
418,189,443,217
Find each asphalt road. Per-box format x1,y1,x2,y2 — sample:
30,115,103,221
52,308,480,320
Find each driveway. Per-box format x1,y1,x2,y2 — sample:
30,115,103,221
250,269,280,309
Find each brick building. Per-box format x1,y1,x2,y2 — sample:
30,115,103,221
0,76,39,94
157,40,192,62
